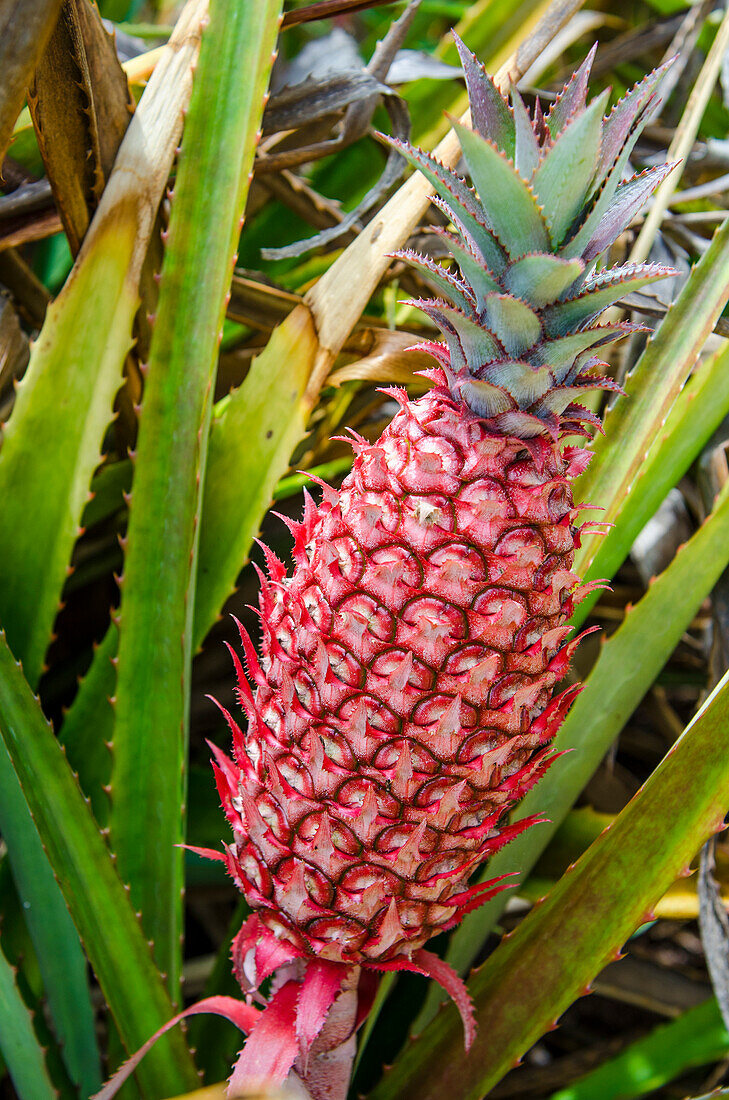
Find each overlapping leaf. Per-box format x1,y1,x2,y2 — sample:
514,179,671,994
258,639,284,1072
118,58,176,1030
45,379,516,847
0,629,199,1095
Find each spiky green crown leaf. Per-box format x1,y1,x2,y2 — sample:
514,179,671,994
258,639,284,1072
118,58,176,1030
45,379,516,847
388,40,676,438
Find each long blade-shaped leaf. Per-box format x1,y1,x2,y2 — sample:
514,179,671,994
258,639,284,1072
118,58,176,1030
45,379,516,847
58,624,116,824
194,307,317,645
372,666,729,1100
0,739,101,1096
0,0,207,688
574,214,729,576
414,475,729,1030
110,0,283,999
549,997,728,1100
0,942,56,1100
571,338,729,630
0,631,199,1095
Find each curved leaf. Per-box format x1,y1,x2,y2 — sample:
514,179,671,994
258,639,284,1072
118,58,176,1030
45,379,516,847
194,307,317,647
0,942,56,1100
0,739,101,1096
574,213,729,576
572,338,729,630
549,997,728,1100
0,629,199,1095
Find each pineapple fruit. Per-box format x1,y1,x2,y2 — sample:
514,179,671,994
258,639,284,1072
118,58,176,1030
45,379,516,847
208,41,674,1098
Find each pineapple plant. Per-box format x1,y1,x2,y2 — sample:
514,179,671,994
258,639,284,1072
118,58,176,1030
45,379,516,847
203,40,676,1099
12,3,729,1099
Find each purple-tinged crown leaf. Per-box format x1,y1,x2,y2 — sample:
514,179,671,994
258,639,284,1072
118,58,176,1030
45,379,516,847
510,82,541,178
451,118,550,257
412,298,503,372
532,89,609,246
503,254,584,307
430,196,506,276
385,136,507,272
545,42,597,135
528,325,635,378
581,162,677,261
563,65,674,260
453,32,515,156
431,228,502,309
483,292,541,356
393,248,476,314
452,376,516,419
595,60,672,185
542,264,672,335
480,359,554,404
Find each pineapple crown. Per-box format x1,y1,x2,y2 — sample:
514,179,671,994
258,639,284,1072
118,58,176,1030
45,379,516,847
387,40,676,439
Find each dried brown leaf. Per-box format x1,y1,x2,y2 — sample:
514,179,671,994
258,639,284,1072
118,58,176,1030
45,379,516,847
0,295,30,402
253,171,345,233
260,5,417,259
0,250,50,329
228,274,303,330
28,0,135,255
262,71,390,136
699,836,729,1031
225,272,395,336
0,207,63,251
0,0,63,168
328,328,433,385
